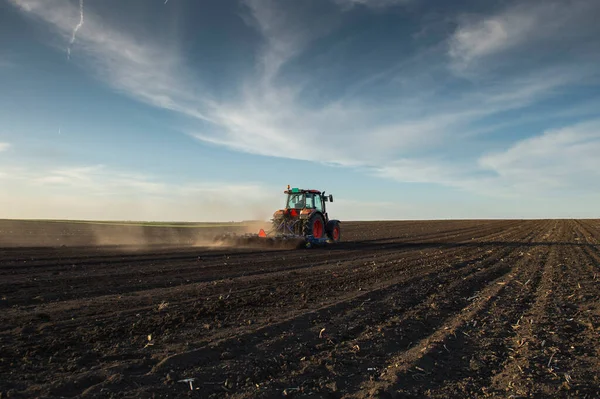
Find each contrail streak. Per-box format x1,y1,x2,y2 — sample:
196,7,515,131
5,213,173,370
67,0,84,59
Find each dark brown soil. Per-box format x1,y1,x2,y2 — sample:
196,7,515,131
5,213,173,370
0,219,598,398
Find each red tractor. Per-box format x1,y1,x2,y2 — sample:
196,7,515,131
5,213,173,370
267,186,341,243
214,186,341,248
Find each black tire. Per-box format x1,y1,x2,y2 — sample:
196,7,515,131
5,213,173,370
303,213,325,239
326,220,341,242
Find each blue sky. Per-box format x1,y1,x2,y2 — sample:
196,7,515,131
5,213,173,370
1,0,600,221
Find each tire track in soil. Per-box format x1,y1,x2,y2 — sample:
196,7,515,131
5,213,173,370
542,220,600,397
145,220,541,342
0,219,533,336
0,220,518,277
17,222,538,398
282,220,548,397
113,220,548,398
312,220,556,398
212,221,548,398
0,220,559,398
0,223,516,398
0,237,503,341
341,220,520,244
0,221,524,306
556,221,600,396
342,220,557,398
0,219,509,267
0,220,522,273
483,220,600,398
0,220,531,365
230,220,597,396
573,219,600,277
570,220,600,279
141,220,534,334
348,220,522,247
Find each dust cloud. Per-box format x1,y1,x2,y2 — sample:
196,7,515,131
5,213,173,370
0,219,275,251
0,181,284,250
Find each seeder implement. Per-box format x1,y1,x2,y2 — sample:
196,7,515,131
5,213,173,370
212,229,333,249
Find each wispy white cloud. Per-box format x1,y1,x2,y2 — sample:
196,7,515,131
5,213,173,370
478,120,600,192
332,0,413,10
448,0,600,73
7,0,214,122
243,0,413,76
10,0,595,164
242,0,339,81
35,165,101,185
376,120,600,198
191,0,596,167
449,14,532,69
66,0,84,59
2,164,162,194
7,0,600,205
0,143,11,152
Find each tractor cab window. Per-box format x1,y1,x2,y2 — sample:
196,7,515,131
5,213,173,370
286,192,323,210
314,196,323,212
304,194,314,209
287,193,305,209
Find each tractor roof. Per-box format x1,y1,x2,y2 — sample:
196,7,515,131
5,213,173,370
284,188,322,194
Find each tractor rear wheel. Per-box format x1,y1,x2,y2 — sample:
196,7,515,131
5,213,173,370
326,220,341,242
303,213,325,239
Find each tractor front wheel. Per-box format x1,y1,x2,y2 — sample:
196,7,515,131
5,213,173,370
326,220,341,242
304,213,325,239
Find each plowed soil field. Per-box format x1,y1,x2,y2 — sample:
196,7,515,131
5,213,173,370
1,219,599,398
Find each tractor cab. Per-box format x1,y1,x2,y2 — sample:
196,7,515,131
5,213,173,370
284,187,333,213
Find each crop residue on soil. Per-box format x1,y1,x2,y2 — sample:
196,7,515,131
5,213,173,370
0,219,599,398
